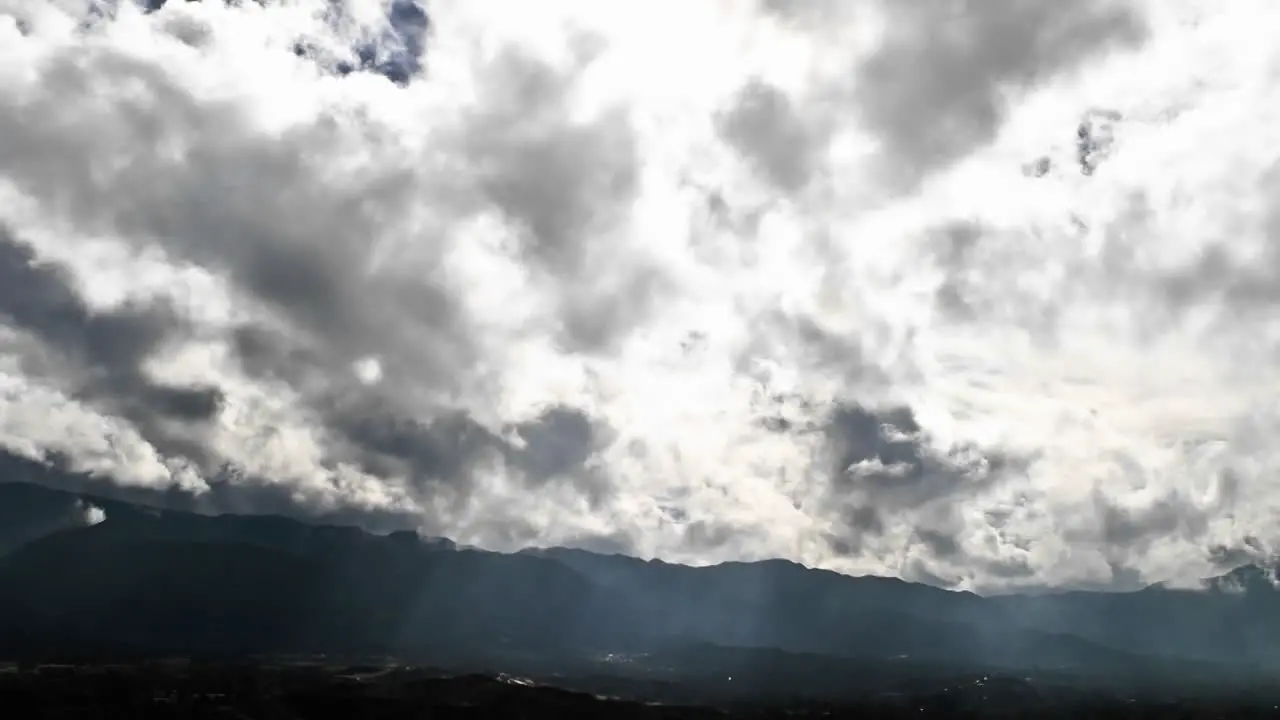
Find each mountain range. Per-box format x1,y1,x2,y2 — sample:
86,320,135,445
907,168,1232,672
2,466,1279,702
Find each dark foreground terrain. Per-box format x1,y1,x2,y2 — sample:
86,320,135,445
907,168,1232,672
8,474,1280,716
5,659,1280,720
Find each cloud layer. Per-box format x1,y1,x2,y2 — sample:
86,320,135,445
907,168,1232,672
0,0,1276,591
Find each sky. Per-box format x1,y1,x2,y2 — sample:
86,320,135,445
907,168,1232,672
0,0,1277,593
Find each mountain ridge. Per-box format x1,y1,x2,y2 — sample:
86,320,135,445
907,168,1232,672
1,477,1278,700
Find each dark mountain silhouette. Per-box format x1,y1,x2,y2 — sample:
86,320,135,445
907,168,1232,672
0,478,1277,703
987,571,1280,670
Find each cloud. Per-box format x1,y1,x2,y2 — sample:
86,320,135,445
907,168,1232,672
854,0,1147,187
0,227,225,466
76,499,107,526
717,78,819,193
1,0,1279,592
818,403,1016,552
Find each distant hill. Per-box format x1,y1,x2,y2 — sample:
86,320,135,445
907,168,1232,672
0,477,1277,702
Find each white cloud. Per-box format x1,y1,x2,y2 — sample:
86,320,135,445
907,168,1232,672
0,0,1277,592
76,499,106,526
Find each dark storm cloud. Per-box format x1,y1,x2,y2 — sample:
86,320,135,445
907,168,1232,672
0,23,657,515
1161,193,1280,318
916,527,964,559
317,393,613,509
1090,488,1214,555
925,221,1072,338
463,48,655,352
717,79,819,192
856,0,1146,187
511,406,599,484
0,229,223,465
825,403,922,479
0,233,169,370
228,307,614,514
738,312,885,408
136,384,226,423
1207,535,1268,571
506,405,614,506
0,49,470,406
928,222,990,322
818,403,1017,558
333,406,503,497
1054,461,1240,560
982,554,1037,580
2,20,652,397
286,401,612,543
0,37,637,517
467,52,636,270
